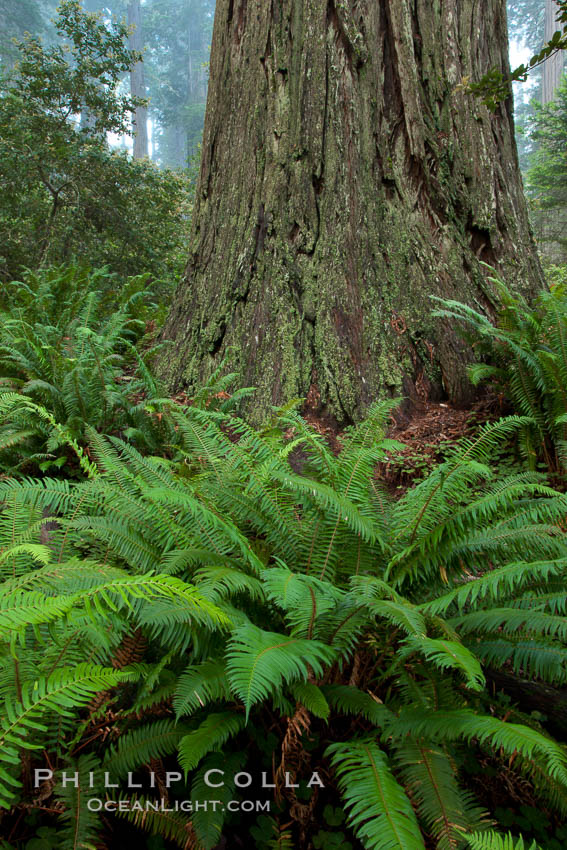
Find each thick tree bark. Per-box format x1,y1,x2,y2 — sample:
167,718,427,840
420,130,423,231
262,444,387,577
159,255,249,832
128,0,149,159
161,0,543,423
543,0,565,104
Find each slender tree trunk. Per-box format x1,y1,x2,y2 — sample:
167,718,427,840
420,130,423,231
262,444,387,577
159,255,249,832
188,22,194,96
542,0,565,104
161,0,543,424
128,0,149,159
80,109,95,131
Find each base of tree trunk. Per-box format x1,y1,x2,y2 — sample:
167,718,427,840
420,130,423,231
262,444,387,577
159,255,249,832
161,0,543,424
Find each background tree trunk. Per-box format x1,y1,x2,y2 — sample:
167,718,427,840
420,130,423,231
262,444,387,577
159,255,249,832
542,0,565,104
161,0,543,423
80,105,97,132
128,0,149,159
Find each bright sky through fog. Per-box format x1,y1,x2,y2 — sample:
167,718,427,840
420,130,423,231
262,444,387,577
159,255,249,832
510,42,531,67
509,39,540,102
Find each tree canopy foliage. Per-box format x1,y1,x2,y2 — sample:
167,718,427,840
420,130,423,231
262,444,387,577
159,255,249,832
0,0,191,280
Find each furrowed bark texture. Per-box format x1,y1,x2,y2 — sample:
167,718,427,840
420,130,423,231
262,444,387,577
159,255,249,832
161,0,543,423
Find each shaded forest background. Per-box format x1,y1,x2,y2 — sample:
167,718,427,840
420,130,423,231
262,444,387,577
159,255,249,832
0,1,563,165
1,0,566,281
0,0,214,169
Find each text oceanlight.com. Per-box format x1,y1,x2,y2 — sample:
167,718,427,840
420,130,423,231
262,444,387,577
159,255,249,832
33,769,327,815
86,799,273,813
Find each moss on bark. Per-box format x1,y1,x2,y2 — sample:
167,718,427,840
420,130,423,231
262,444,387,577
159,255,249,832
161,0,543,423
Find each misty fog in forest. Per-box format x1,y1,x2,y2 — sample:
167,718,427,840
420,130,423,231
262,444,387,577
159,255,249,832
1,1,563,172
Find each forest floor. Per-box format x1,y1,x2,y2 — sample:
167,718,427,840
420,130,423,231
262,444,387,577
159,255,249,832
299,390,506,494
380,393,506,492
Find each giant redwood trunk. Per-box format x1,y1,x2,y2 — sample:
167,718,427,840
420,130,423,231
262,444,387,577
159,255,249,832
161,0,543,423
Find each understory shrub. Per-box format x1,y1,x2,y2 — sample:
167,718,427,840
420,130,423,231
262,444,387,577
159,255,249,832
0,0,191,282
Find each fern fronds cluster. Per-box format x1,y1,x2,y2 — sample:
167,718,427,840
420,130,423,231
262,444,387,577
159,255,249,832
0,265,170,471
433,271,567,475
1,391,567,849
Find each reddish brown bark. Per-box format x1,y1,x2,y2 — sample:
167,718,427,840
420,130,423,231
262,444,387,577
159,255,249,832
162,0,543,423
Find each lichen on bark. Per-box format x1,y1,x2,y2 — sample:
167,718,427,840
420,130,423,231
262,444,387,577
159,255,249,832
161,0,543,424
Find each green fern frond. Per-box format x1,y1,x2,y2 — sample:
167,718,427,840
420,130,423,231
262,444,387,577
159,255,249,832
473,639,567,683
388,710,567,787
420,559,567,617
321,684,392,726
370,600,427,637
400,636,485,691
191,751,246,850
0,573,228,642
289,682,330,720
112,794,197,849
466,831,540,850
0,664,136,807
174,660,231,718
326,739,426,850
0,543,51,568
192,565,265,602
0,591,75,638
261,567,343,637
226,624,337,719
178,711,245,773
450,608,567,641
54,754,104,850
103,719,188,778
395,740,490,849
270,470,381,543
